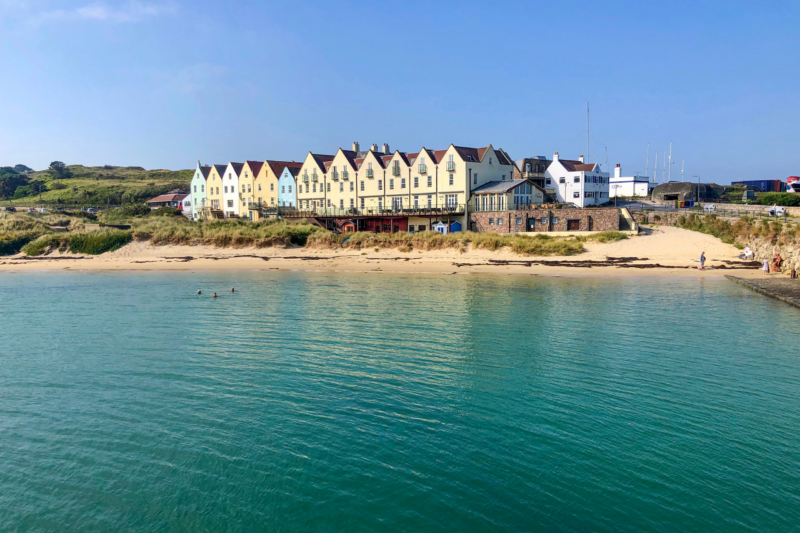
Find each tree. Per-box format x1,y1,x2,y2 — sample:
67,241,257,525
13,164,33,173
0,167,29,199
49,161,73,179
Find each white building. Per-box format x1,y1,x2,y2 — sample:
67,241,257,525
609,164,651,198
189,161,210,220
221,162,245,218
544,152,609,208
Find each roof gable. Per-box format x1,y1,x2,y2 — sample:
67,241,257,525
245,160,265,177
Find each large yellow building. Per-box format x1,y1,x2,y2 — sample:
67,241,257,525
203,164,228,218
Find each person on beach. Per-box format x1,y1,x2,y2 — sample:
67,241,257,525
771,253,782,273
699,252,706,270
763,260,770,275
743,247,753,260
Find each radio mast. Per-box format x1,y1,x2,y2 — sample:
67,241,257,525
681,160,685,182
586,103,590,163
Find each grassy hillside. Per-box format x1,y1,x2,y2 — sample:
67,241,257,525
2,165,192,207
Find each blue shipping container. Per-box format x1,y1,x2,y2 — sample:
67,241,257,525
731,180,784,192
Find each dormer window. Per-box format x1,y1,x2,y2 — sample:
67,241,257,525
489,158,493,164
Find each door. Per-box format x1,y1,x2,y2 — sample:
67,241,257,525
567,219,580,231
392,197,403,212
527,218,536,232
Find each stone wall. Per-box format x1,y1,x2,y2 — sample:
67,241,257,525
470,208,620,234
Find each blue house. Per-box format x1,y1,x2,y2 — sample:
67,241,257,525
278,166,300,208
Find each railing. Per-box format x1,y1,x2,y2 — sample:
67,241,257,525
331,171,339,180
302,174,309,182
392,166,401,176
418,164,427,174
521,171,541,178
366,169,374,178
282,205,466,218
471,203,577,212
311,173,318,181
446,161,456,171
342,170,349,180
626,202,792,221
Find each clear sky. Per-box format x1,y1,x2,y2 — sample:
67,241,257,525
1,0,798,184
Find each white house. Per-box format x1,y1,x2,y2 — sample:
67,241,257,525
544,152,610,208
221,162,245,218
189,161,211,220
609,164,651,198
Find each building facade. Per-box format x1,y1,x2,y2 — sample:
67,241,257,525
278,166,300,208
221,162,245,218
471,179,546,212
609,164,651,198
545,152,610,208
205,164,227,218
189,162,211,220
470,207,624,233
240,161,265,220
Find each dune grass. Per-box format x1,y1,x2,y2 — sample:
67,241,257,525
307,230,586,256
130,217,325,247
22,229,132,256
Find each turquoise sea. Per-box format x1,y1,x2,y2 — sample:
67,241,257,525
1,271,799,532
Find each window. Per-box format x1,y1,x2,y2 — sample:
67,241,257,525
350,198,354,208
497,217,503,225
559,177,565,184
224,186,228,193
368,162,373,170
574,176,580,183
552,217,559,224
360,197,365,208
488,218,494,225
515,217,522,225
427,176,432,187
339,182,344,192
414,196,419,208
201,185,204,192
327,183,331,192
389,179,394,190
193,185,197,192
427,195,432,208
327,199,331,207
573,192,580,198
546,178,552,185
271,197,274,205
401,178,406,189
445,194,457,207
502,174,506,180
258,184,261,191
227,200,233,207
378,180,383,191
248,185,251,192
489,157,493,164
242,199,246,206
339,199,344,208
540,217,548,224
414,177,419,188
313,183,317,193
474,173,478,185
288,185,292,193
282,186,285,193
270,184,274,191
360,181,365,191
350,182,354,192
216,188,219,194
378,199,383,209
525,163,531,172
449,174,454,186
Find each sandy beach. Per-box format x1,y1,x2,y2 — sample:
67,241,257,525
0,226,768,278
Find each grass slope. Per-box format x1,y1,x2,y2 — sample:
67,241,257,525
4,165,192,207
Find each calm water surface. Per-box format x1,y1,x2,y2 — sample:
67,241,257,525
1,271,799,532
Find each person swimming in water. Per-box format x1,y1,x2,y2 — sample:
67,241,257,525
197,290,202,295
231,287,235,293
213,293,217,298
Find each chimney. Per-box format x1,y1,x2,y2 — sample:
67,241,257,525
579,155,584,163
383,143,390,154
614,164,621,179
371,143,378,152
353,141,360,152
553,151,559,161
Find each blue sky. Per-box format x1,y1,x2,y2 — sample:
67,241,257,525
1,0,798,184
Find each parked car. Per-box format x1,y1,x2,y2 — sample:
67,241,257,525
768,205,786,217
4,206,16,212
703,203,716,212
38,207,47,213
87,208,99,214
28,208,37,213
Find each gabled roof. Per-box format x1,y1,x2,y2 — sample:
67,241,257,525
227,162,244,177
198,166,211,179
340,149,358,170
266,160,302,178
245,160,265,177
310,153,335,170
453,146,480,162
146,192,188,203
212,164,227,175
361,150,387,169
284,166,301,177
558,159,598,172
494,148,514,166
471,179,545,194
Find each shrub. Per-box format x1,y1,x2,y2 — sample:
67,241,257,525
69,230,131,254
593,231,629,243
755,193,800,207
0,232,37,255
146,207,183,217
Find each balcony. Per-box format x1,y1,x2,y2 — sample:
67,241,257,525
280,204,466,219
366,169,374,178
446,161,456,171
418,164,427,174
331,171,339,180
522,171,540,178
311,173,318,182
342,170,349,180
302,174,309,182
392,166,401,176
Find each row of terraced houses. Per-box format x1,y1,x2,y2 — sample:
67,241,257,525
186,142,631,234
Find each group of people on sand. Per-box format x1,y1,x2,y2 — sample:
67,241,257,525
763,253,783,275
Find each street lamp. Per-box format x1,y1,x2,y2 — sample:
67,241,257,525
611,184,621,207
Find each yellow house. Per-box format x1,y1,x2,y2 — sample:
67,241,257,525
296,152,335,211
241,160,264,221
252,160,303,218
204,164,227,218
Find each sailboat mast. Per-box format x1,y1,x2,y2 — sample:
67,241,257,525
646,142,650,182
668,142,673,182
586,103,590,163
654,151,659,183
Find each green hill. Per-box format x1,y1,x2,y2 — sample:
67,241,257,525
1,164,192,207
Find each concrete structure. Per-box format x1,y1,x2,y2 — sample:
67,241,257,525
609,164,651,198
471,179,545,212
469,207,625,233
650,182,722,203
189,162,211,220
221,162,245,218
545,153,609,207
